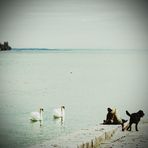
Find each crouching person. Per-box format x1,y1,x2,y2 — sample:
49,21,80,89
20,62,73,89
103,107,127,131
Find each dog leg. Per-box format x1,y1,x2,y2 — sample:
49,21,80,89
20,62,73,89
127,123,132,131
121,123,124,131
135,123,139,131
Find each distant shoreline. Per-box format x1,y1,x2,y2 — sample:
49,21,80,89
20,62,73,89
10,48,148,52
0,42,11,51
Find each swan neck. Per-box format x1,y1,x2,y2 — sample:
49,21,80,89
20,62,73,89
40,110,43,119
61,108,65,116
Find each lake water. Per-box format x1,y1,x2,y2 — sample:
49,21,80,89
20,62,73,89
0,49,148,147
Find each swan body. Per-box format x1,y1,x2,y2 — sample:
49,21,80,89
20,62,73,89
53,106,65,118
30,108,44,121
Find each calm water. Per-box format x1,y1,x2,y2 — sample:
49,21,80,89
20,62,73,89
0,49,148,147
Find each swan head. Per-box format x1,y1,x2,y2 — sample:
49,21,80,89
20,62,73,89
61,106,65,110
40,108,44,112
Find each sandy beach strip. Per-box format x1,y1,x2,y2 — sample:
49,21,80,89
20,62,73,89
99,123,148,148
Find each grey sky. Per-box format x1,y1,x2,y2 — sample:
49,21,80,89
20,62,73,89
0,0,148,49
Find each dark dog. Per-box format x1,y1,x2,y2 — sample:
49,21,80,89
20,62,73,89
126,110,144,131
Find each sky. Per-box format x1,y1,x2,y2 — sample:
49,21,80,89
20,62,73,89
0,0,148,49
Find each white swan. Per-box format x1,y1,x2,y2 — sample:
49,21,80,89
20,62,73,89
30,108,44,121
53,106,65,118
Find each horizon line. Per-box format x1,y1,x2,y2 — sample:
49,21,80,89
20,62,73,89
12,48,148,51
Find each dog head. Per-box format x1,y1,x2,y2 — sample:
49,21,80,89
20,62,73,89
138,110,144,118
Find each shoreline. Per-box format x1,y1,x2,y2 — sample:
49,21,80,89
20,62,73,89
29,122,148,148
99,123,148,148
29,124,121,148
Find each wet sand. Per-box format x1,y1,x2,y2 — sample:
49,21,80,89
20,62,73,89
99,123,148,148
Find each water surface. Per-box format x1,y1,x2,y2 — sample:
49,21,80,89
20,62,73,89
0,49,147,147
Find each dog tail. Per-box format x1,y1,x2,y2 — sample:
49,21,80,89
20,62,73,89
126,110,131,117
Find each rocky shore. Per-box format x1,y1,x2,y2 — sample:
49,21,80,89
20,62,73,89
28,122,148,148
29,124,120,148
99,123,148,148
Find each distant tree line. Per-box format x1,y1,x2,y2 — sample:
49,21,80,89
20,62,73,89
0,42,11,51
